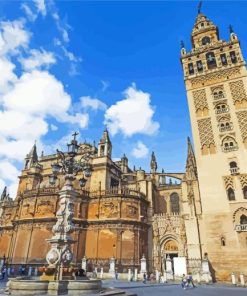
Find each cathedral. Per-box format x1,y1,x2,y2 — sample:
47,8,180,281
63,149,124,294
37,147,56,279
0,8,247,282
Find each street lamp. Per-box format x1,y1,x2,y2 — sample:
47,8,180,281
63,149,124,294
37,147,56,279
46,132,94,280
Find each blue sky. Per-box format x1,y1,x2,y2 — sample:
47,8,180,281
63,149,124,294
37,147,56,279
0,0,247,196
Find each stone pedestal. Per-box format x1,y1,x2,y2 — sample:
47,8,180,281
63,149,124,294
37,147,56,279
155,270,160,282
28,267,32,276
109,257,115,273
201,258,212,283
240,273,245,286
140,255,147,273
34,267,38,276
81,256,87,271
231,273,236,285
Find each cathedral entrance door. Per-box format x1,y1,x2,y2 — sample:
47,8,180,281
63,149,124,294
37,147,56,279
163,240,179,272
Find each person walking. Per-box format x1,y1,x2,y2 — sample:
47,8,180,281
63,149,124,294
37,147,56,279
188,274,195,288
143,272,147,284
1,266,6,280
115,270,118,280
181,274,187,289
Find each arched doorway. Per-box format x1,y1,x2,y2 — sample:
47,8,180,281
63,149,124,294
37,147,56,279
163,239,179,272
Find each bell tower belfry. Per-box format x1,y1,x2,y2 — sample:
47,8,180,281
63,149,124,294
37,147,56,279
181,6,247,280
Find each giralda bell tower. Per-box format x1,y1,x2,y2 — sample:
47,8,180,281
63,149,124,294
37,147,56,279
181,5,247,280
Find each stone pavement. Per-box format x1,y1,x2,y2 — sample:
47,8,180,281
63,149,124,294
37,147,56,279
0,278,246,295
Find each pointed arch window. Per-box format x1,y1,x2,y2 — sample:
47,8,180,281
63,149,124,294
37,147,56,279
229,161,239,175
170,193,180,214
206,52,217,69
227,187,235,201
243,186,247,199
221,237,226,246
240,214,247,224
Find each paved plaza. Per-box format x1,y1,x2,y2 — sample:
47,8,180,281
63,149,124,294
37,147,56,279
0,279,246,295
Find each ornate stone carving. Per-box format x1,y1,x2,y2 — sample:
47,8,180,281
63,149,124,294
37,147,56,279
197,118,215,146
236,111,247,141
190,67,241,88
100,202,119,218
229,80,247,104
126,204,138,218
192,89,208,113
36,200,54,216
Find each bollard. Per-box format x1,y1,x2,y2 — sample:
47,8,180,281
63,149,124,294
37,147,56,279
155,270,159,282
7,267,11,276
100,267,103,279
240,273,245,287
34,267,38,276
128,269,132,282
134,268,138,281
163,272,167,283
94,267,98,278
231,272,236,285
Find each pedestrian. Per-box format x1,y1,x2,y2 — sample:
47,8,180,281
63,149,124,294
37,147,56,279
181,274,187,289
115,270,118,280
188,273,195,288
1,266,6,280
143,272,147,284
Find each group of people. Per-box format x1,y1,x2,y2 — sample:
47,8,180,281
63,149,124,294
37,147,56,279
181,274,196,289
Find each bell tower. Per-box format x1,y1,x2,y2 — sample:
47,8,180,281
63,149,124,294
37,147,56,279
181,6,247,280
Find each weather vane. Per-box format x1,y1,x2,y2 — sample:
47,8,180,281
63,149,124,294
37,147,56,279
198,0,202,14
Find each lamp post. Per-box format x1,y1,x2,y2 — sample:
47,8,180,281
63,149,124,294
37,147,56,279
46,132,93,280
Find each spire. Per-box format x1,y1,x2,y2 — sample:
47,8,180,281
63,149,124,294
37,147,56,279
25,142,38,169
150,151,157,174
229,24,234,34
197,0,202,14
185,137,197,180
1,186,7,200
99,128,111,144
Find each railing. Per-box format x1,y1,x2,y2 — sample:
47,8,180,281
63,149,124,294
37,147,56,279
219,125,232,132
230,167,239,175
216,108,228,114
90,187,146,199
23,187,58,197
223,145,238,152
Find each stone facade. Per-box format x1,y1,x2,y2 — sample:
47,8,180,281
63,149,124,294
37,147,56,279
0,9,247,283
181,11,247,281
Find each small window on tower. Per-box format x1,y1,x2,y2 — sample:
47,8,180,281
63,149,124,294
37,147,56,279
197,60,203,72
188,63,194,75
220,53,228,65
230,51,237,63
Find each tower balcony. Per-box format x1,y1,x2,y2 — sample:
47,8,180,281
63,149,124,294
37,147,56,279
216,108,229,114
230,167,239,175
222,145,238,153
219,124,233,133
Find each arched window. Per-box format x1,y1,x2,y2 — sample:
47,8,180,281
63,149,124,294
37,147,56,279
202,36,210,45
227,188,235,201
243,186,247,199
216,104,228,114
170,193,180,213
222,136,238,152
206,52,217,69
221,237,226,246
240,214,247,224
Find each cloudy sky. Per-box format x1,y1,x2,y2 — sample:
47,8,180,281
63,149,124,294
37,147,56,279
0,0,247,197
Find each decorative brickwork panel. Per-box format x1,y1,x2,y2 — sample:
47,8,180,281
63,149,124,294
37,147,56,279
236,111,247,140
229,80,247,103
192,89,208,111
197,118,215,146
223,176,234,190
238,174,247,188
191,67,241,88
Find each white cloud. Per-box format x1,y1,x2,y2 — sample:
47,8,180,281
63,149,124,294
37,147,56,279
101,80,109,92
0,58,17,94
0,20,30,56
19,49,56,71
21,3,37,22
81,96,107,111
34,0,47,16
132,141,149,158
104,84,159,137
0,160,20,197
50,124,58,131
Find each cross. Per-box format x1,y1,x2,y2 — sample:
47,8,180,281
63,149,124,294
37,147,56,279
72,131,79,141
